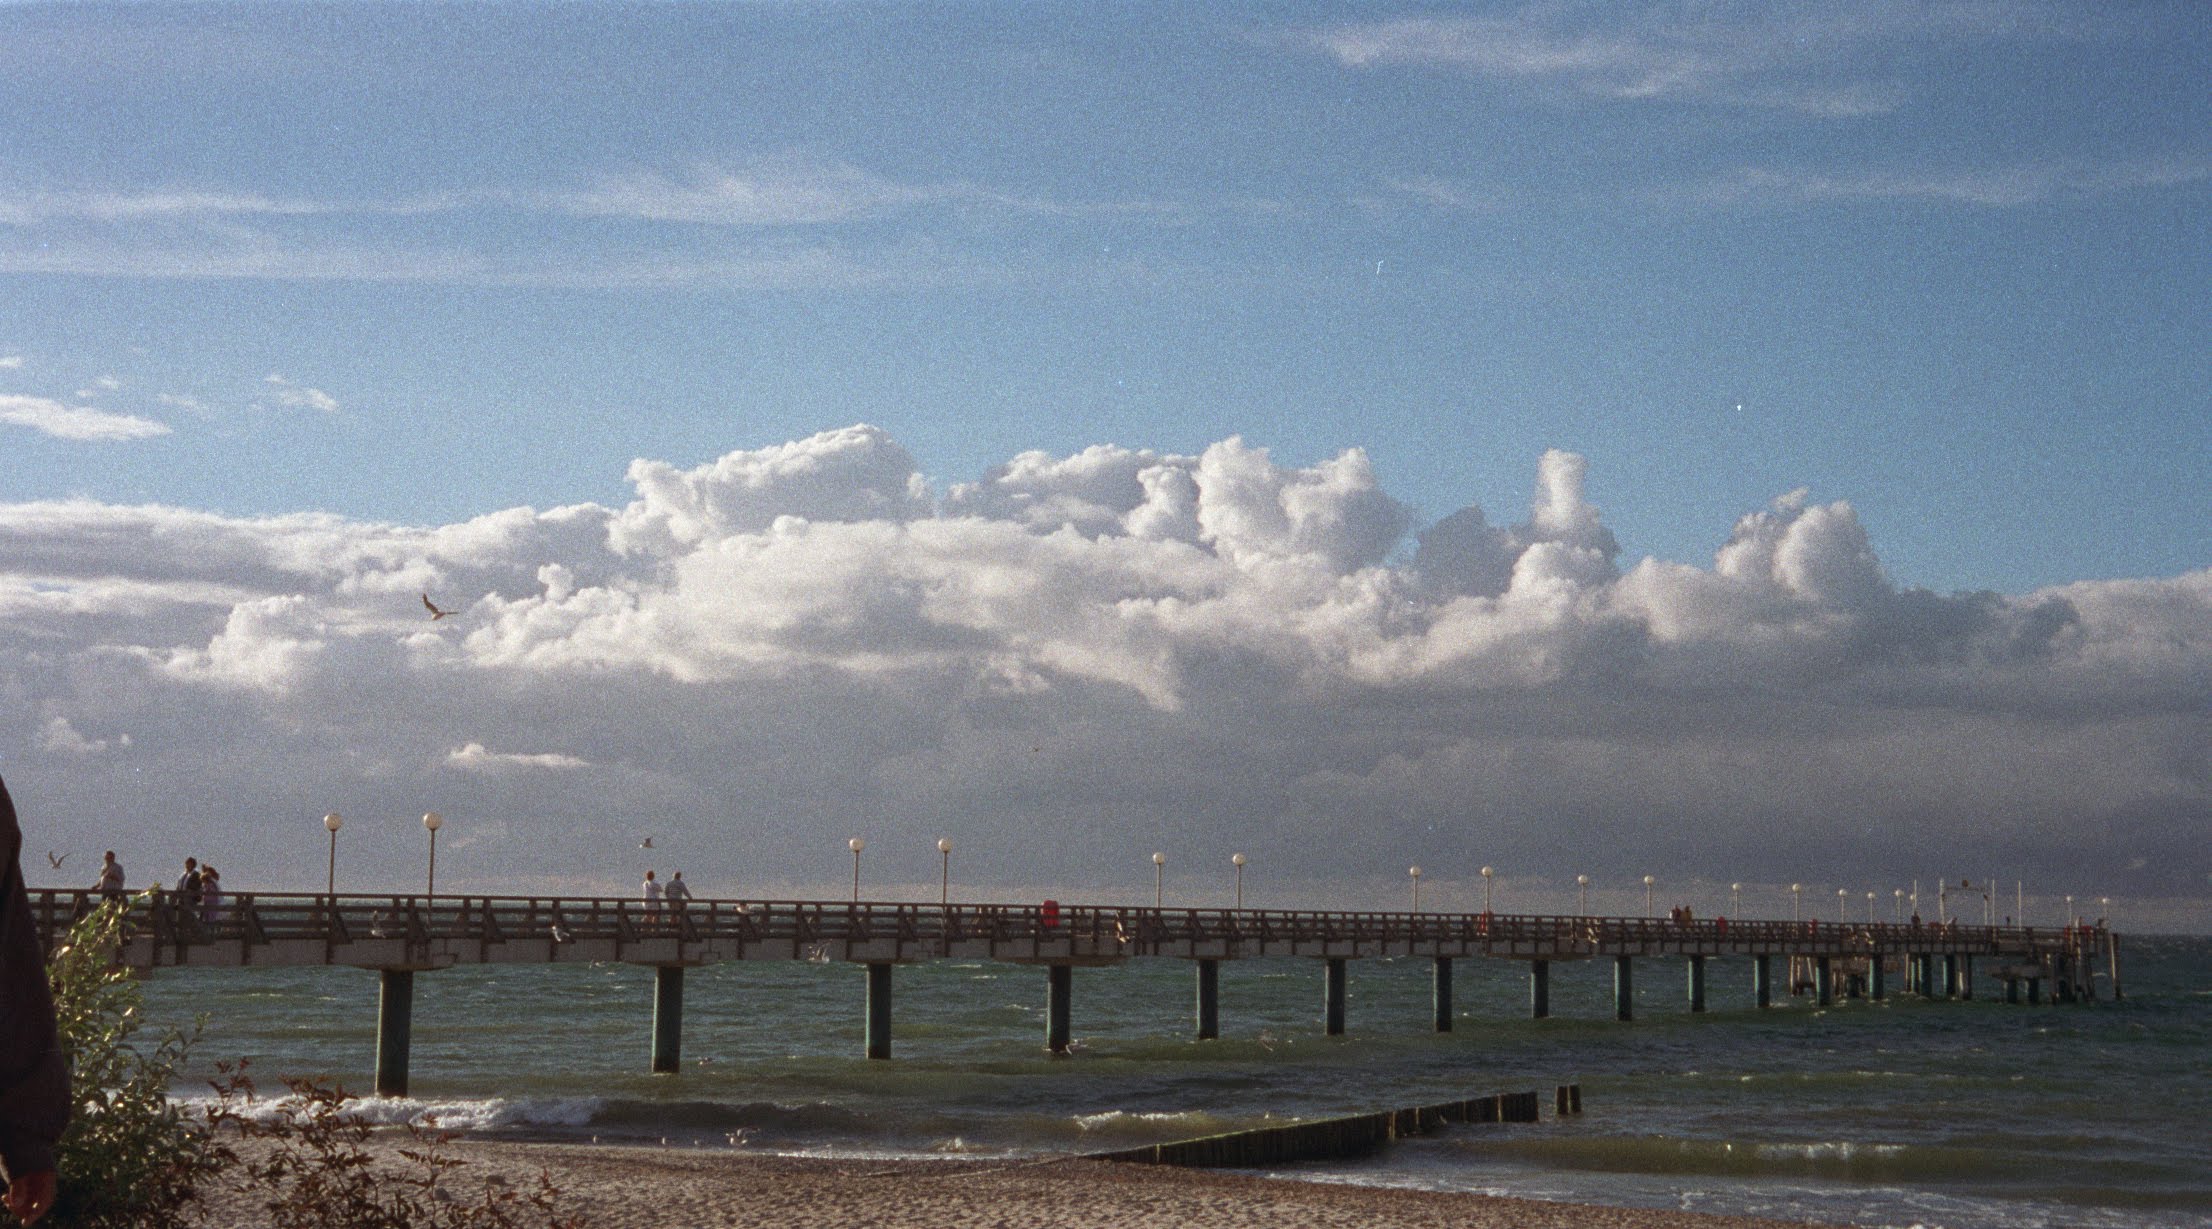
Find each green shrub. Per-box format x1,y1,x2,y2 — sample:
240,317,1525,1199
43,895,226,1227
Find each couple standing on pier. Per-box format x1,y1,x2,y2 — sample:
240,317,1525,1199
642,868,693,922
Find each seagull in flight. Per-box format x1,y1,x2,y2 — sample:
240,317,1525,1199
46,851,67,870
422,593,456,620
639,836,656,849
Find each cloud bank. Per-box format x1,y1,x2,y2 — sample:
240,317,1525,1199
2,426,2204,924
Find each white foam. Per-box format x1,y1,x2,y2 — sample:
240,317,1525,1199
177,1092,604,1133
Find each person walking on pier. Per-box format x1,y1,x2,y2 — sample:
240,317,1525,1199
2,774,71,1224
642,869,664,925
175,856,202,908
200,866,225,926
665,871,692,915
92,850,123,898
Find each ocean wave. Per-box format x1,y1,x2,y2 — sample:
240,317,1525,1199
176,1092,604,1133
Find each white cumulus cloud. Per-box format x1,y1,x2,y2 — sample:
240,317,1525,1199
1,425,2204,921
0,393,171,441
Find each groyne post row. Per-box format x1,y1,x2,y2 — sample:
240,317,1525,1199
30,890,2119,1097
1091,1086,1569,1168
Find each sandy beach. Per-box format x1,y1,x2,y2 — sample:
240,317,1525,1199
193,1137,1838,1229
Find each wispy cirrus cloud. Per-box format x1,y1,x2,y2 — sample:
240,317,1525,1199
1683,154,2212,208
1296,4,2093,116
0,393,170,442
0,187,462,227
541,157,982,227
448,742,590,772
263,373,339,414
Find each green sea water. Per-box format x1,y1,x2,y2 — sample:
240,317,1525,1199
142,933,2212,1229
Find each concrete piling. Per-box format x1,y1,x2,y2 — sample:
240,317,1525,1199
1324,957,1348,1036
1614,955,1633,1022
1815,955,1832,1008
1195,959,1220,1041
1754,953,1771,1009
1687,954,1706,1013
375,968,413,1097
1432,956,1454,1032
1529,959,1551,1019
1870,953,1886,1001
865,962,893,1060
1047,963,1073,1054
651,964,685,1073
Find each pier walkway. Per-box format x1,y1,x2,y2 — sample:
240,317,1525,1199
29,889,2121,1097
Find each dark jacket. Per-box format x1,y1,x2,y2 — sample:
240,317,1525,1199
0,774,71,1181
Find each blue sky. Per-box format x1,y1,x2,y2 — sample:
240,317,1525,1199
3,1,2204,591
2,3,2208,927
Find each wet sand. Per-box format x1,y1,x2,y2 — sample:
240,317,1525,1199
195,1137,1841,1229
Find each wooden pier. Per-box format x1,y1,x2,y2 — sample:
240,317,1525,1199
29,889,2121,1098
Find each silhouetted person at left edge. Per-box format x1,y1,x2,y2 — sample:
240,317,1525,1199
0,773,68,1224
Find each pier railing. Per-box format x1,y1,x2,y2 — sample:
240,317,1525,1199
29,887,2104,970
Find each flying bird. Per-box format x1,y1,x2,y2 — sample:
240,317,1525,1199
46,851,67,870
422,593,455,620
639,837,655,849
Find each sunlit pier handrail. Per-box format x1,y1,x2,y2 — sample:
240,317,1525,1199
28,887,2103,969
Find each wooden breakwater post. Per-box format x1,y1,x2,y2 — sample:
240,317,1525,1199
1092,1085,1577,1169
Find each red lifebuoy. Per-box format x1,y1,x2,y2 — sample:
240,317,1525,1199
1040,899,1060,928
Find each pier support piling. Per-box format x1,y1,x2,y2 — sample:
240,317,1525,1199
651,965,684,1074
1959,955,1974,1001
1814,955,1832,1007
1871,954,1886,1001
1324,958,1348,1036
1753,953,1771,1009
1529,959,1551,1019
375,968,414,1097
1613,955,1634,1022
1687,954,1707,1013
1047,964,1073,1054
1432,957,1454,1032
2027,977,2042,1005
865,962,893,1060
1195,959,1220,1041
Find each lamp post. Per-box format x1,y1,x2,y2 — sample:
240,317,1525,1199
848,837,864,903
1866,890,1875,923
1480,865,1495,913
1232,853,1247,909
2099,896,2110,926
322,812,343,897
1893,888,1905,924
1408,865,1423,912
1576,874,1590,916
2066,894,2075,927
422,812,443,897
1730,882,1742,917
1152,852,1166,908
1642,874,1655,916
1837,888,1848,922
1790,883,1802,922
937,837,952,906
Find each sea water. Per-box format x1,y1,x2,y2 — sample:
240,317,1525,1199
144,934,2212,1229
